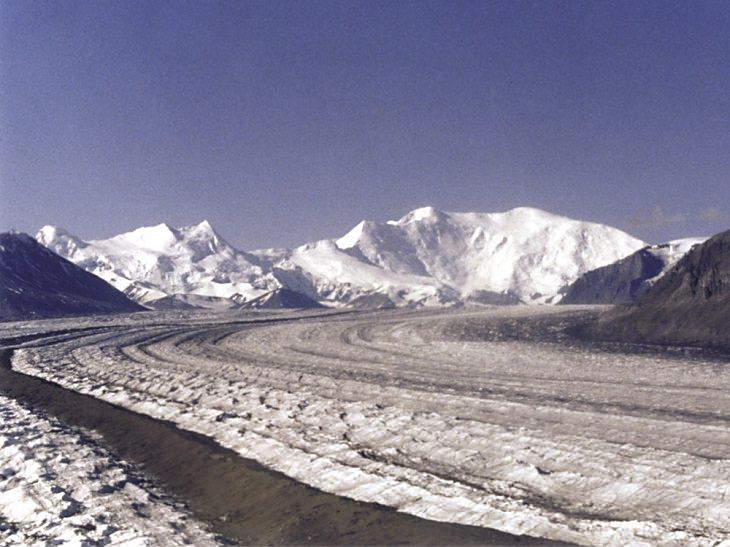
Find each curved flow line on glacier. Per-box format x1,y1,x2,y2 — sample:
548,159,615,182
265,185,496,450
5,307,730,545
0,334,550,546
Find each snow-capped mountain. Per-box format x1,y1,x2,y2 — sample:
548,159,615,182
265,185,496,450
246,207,646,306
252,238,457,308
561,237,707,304
37,221,278,305
328,206,645,304
37,207,646,308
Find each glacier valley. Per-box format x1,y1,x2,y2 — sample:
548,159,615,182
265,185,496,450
2,306,728,545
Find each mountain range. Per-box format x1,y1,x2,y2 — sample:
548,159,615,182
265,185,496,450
36,221,277,307
36,207,647,309
5,206,726,350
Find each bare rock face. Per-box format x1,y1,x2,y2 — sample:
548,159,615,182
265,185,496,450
588,229,730,348
0,232,144,321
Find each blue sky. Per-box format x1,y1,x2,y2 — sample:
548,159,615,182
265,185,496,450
1,0,728,248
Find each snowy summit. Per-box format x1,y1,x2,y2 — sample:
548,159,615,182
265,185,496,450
37,207,647,308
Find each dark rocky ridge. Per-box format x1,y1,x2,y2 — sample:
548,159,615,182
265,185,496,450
240,288,325,309
144,294,198,310
586,229,730,348
347,292,397,309
0,232,144,321
146,293,240,310
466,289,523,305
560,247,666,304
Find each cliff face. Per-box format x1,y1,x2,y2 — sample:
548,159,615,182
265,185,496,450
588,230,730,348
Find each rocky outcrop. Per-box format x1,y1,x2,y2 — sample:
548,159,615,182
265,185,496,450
560,238,705,305
560,248,666,304
586,230,730,348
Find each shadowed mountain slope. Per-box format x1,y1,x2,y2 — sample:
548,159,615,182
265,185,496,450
586,229,730,348
0,232,144,320
560,238,705,304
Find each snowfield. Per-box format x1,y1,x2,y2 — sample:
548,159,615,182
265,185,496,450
0,393,218,545
4,307,730,546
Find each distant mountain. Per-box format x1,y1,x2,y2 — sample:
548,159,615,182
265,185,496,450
250,207,645,306
560,238,706,304
38,207,646,308
239,288,325,309
0,232,144,320
37,221,279,305
252,238,457,308
586,229,730,348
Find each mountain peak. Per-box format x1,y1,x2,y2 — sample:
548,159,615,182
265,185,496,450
184,219,218,237
153,222,176,233
36,225,87,255
114,223,180,250
397,206,446,225
193,219,213,231
36,225,77,244
127,222,177,236
178,220,232,253
336,220,369,249
119,222,176,238
506,206,555,217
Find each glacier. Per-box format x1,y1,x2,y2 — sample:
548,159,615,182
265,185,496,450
5,307,730,545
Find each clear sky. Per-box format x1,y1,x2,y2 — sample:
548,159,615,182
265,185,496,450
1,0,728,249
